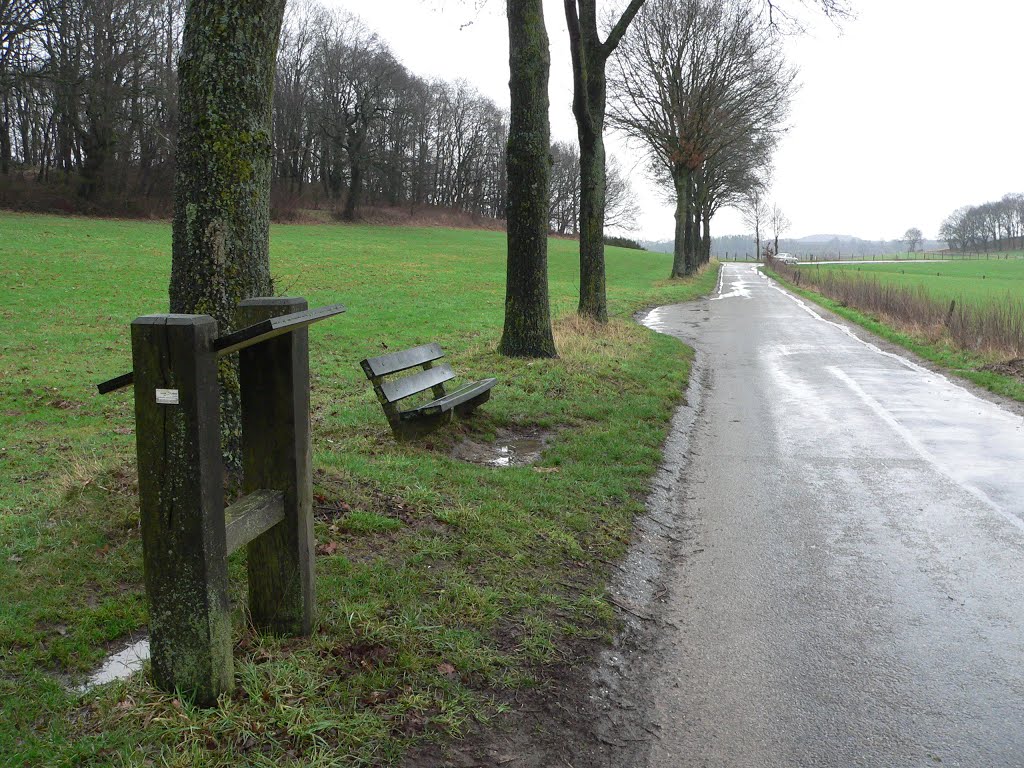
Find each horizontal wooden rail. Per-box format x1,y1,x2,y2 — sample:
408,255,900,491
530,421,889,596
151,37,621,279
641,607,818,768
213,303,346,356
224,489,285,555
97,302,346,394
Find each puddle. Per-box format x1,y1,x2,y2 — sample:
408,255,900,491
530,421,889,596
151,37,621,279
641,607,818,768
452,428,551,467
76,637,150,693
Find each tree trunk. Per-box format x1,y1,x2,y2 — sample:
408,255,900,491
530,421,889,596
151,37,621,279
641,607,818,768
500,0,557,358
671,171,690,278
566,1,608,323
170,0,287,466
577,127,607,321
683,176,698,275
565,0,645,322
343,158,361,221
0,92,11,176
702,211,712,264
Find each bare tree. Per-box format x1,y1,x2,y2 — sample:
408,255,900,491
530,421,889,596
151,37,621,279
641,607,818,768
695,134,772,264
0,0,47,175
605,154,641,231
742,187,770,261
549,140,580,235
902,227,922,254
771,203,791,256
611,0,795,277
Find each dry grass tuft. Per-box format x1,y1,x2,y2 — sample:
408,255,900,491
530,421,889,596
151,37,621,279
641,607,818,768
774,262,1024,360
54,453,138,507
553,315,637,360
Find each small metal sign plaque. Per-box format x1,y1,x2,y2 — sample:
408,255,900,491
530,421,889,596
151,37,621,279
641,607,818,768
155,389,180,405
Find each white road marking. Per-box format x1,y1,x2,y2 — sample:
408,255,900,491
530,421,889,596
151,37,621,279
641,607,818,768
827,365,1024,534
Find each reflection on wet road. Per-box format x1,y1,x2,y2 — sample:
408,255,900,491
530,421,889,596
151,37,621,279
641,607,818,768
640,263,1024,767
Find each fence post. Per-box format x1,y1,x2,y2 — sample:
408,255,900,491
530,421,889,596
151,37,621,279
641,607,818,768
237,298,315,635
131,314,232,705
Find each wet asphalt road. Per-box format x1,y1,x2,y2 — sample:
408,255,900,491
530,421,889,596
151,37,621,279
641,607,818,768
639,263,1024,767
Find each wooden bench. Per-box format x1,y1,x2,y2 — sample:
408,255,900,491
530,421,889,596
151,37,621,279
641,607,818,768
360,343,496,438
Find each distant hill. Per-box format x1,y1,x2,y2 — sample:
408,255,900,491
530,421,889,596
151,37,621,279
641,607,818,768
640,239,674,254
795,234,861,244
643,234,947,259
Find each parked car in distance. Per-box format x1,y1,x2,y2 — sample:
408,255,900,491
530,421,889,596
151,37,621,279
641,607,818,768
774,252,799,264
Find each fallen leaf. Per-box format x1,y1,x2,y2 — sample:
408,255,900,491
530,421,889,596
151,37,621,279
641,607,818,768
317,541,340,556
533,466,560,474
436,662,457,676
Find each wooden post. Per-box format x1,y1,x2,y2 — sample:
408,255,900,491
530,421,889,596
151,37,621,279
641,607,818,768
131,314,232,705
237,298,315,635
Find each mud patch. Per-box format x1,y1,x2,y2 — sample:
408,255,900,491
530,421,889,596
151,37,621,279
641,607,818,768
451,427,552,468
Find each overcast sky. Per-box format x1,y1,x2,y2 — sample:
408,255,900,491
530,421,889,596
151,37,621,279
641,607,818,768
323,0,1024,242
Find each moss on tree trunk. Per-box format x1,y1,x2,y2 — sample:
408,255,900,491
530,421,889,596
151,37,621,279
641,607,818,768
169,0,287,465
500,0,557,359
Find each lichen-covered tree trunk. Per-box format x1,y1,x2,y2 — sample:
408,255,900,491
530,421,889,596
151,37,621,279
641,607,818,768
169,0,286,466
500,0,557,358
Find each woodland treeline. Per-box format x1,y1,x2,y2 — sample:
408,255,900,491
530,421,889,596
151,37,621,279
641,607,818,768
939,194,1024,252
0,0,634,229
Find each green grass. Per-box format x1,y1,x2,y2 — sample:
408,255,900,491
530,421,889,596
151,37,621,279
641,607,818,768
803,259,1024,308
0,211,718,767
764,266,1024,403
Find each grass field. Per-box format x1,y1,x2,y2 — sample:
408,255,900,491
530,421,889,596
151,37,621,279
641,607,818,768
0,211,717,766
802,259,1024,308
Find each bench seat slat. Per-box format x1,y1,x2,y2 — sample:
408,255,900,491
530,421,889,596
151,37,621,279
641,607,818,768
399,378,496,420
361,343,444,378
379,363,455,404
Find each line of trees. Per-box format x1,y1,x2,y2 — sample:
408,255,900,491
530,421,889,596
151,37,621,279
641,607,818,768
609,0,796,278
271,2,510,221
0,0,182,201
0,0,636,231
939,194,1024,253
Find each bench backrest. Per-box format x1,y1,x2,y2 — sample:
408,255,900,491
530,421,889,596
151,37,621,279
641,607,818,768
360,344,453,425
361,343,444,379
